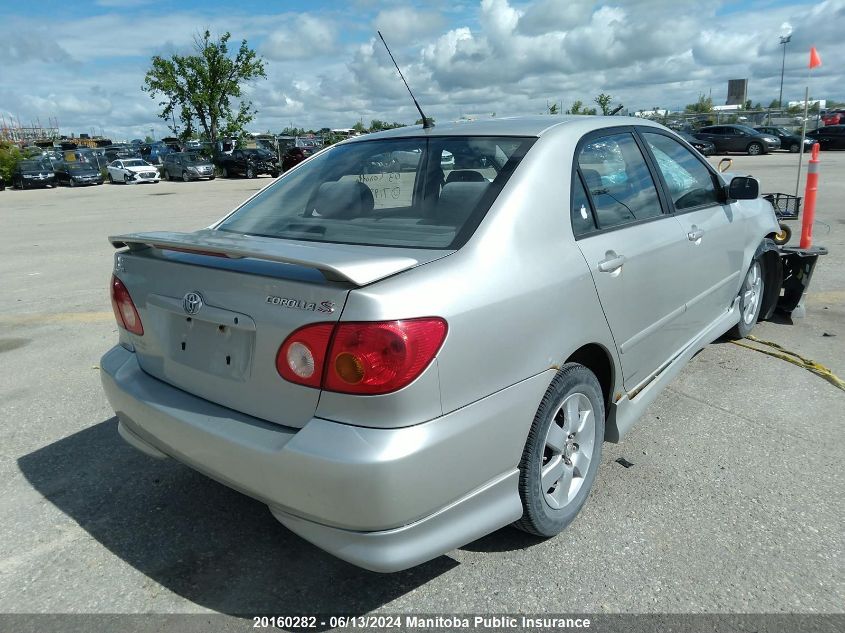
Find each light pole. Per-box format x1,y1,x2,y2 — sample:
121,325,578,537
778,33,791,108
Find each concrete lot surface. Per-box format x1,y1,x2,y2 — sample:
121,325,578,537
0,153,842,619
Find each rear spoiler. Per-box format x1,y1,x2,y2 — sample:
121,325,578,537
109,230,451,286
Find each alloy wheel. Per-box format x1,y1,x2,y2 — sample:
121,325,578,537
741,261,762,325
540,392,596,510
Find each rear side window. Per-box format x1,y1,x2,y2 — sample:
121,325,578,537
217,136,534,249
642,132,720,211
577,133,662,230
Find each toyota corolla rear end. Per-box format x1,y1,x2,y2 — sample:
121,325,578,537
100,131,540,571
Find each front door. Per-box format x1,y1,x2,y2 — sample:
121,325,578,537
639,130,746,336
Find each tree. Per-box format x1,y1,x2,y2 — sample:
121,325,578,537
685,94,713,114
768,99,780,109
414,117,435,125
548,102,559,115
594,93,613,115
143,30,266,147
144,135,154,144
352,121,367,133
566,100,597,115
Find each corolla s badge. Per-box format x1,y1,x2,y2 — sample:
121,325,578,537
183,291,204,315
266,296,335,313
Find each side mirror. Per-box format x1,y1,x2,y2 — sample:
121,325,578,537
727,176,759,200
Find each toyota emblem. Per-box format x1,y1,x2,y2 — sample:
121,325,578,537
183,291,203,315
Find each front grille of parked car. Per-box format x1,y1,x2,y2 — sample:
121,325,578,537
141,172,156,178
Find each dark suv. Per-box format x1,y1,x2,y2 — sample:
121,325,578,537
217,149,280,179
693,125,780,155
163,152,216,181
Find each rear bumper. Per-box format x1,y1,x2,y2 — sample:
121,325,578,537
100,345,550,571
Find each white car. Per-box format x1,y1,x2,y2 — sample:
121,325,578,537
107,159,160,185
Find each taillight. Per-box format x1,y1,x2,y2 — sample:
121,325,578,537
275,323,334,388
110,275,144,335
276,318,447,395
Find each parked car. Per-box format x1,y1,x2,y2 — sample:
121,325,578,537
806,125,845,150
218,148,280,178
104,144,139,163
54,161,104,187
820,109,845,126
163,152,216,181
693,125,780,155
677,132,715,156
101,117,779,572
107,158,160,184
754,126,816,153
11,159,56,189
281,146,313,172
141,142,176,165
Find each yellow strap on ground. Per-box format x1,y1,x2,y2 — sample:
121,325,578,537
730,335,845,392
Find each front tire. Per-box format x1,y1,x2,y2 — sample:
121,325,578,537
789,143,800,153
246,166,255,179
728,258,764,339
747,142,763,156
514,363,605,537
182,171,190,182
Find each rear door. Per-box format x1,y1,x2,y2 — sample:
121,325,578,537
639,130,745,335
573,129,693,390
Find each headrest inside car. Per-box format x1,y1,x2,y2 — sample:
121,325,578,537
307,181,375,219
435,182,489,226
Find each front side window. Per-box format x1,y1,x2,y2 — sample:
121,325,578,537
217,136,534,249
642,132,720,211
577,132,662,230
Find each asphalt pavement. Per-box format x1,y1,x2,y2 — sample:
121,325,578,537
0,154,842,622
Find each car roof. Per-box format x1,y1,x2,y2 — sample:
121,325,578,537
343,115,667,142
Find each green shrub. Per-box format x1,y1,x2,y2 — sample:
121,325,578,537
0,142,22,182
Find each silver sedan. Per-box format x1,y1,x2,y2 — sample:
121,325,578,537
101,116,779,571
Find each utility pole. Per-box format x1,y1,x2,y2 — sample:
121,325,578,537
779,34,791,108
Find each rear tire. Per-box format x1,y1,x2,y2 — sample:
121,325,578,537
514,363,604,537
728,257,764,339
789,143,800,153
246,166,255,179
182,171,190,182
747,142,763,156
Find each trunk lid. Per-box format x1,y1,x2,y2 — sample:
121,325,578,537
111,230,452,428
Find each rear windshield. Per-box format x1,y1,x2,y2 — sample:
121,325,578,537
217,136,534,249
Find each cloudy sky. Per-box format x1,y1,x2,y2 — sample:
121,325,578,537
1,0,843,140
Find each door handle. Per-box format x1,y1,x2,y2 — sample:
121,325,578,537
598,254,626,273
688,228,704,241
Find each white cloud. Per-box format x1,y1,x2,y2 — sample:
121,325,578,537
373,7,445,41
263,15,337,61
